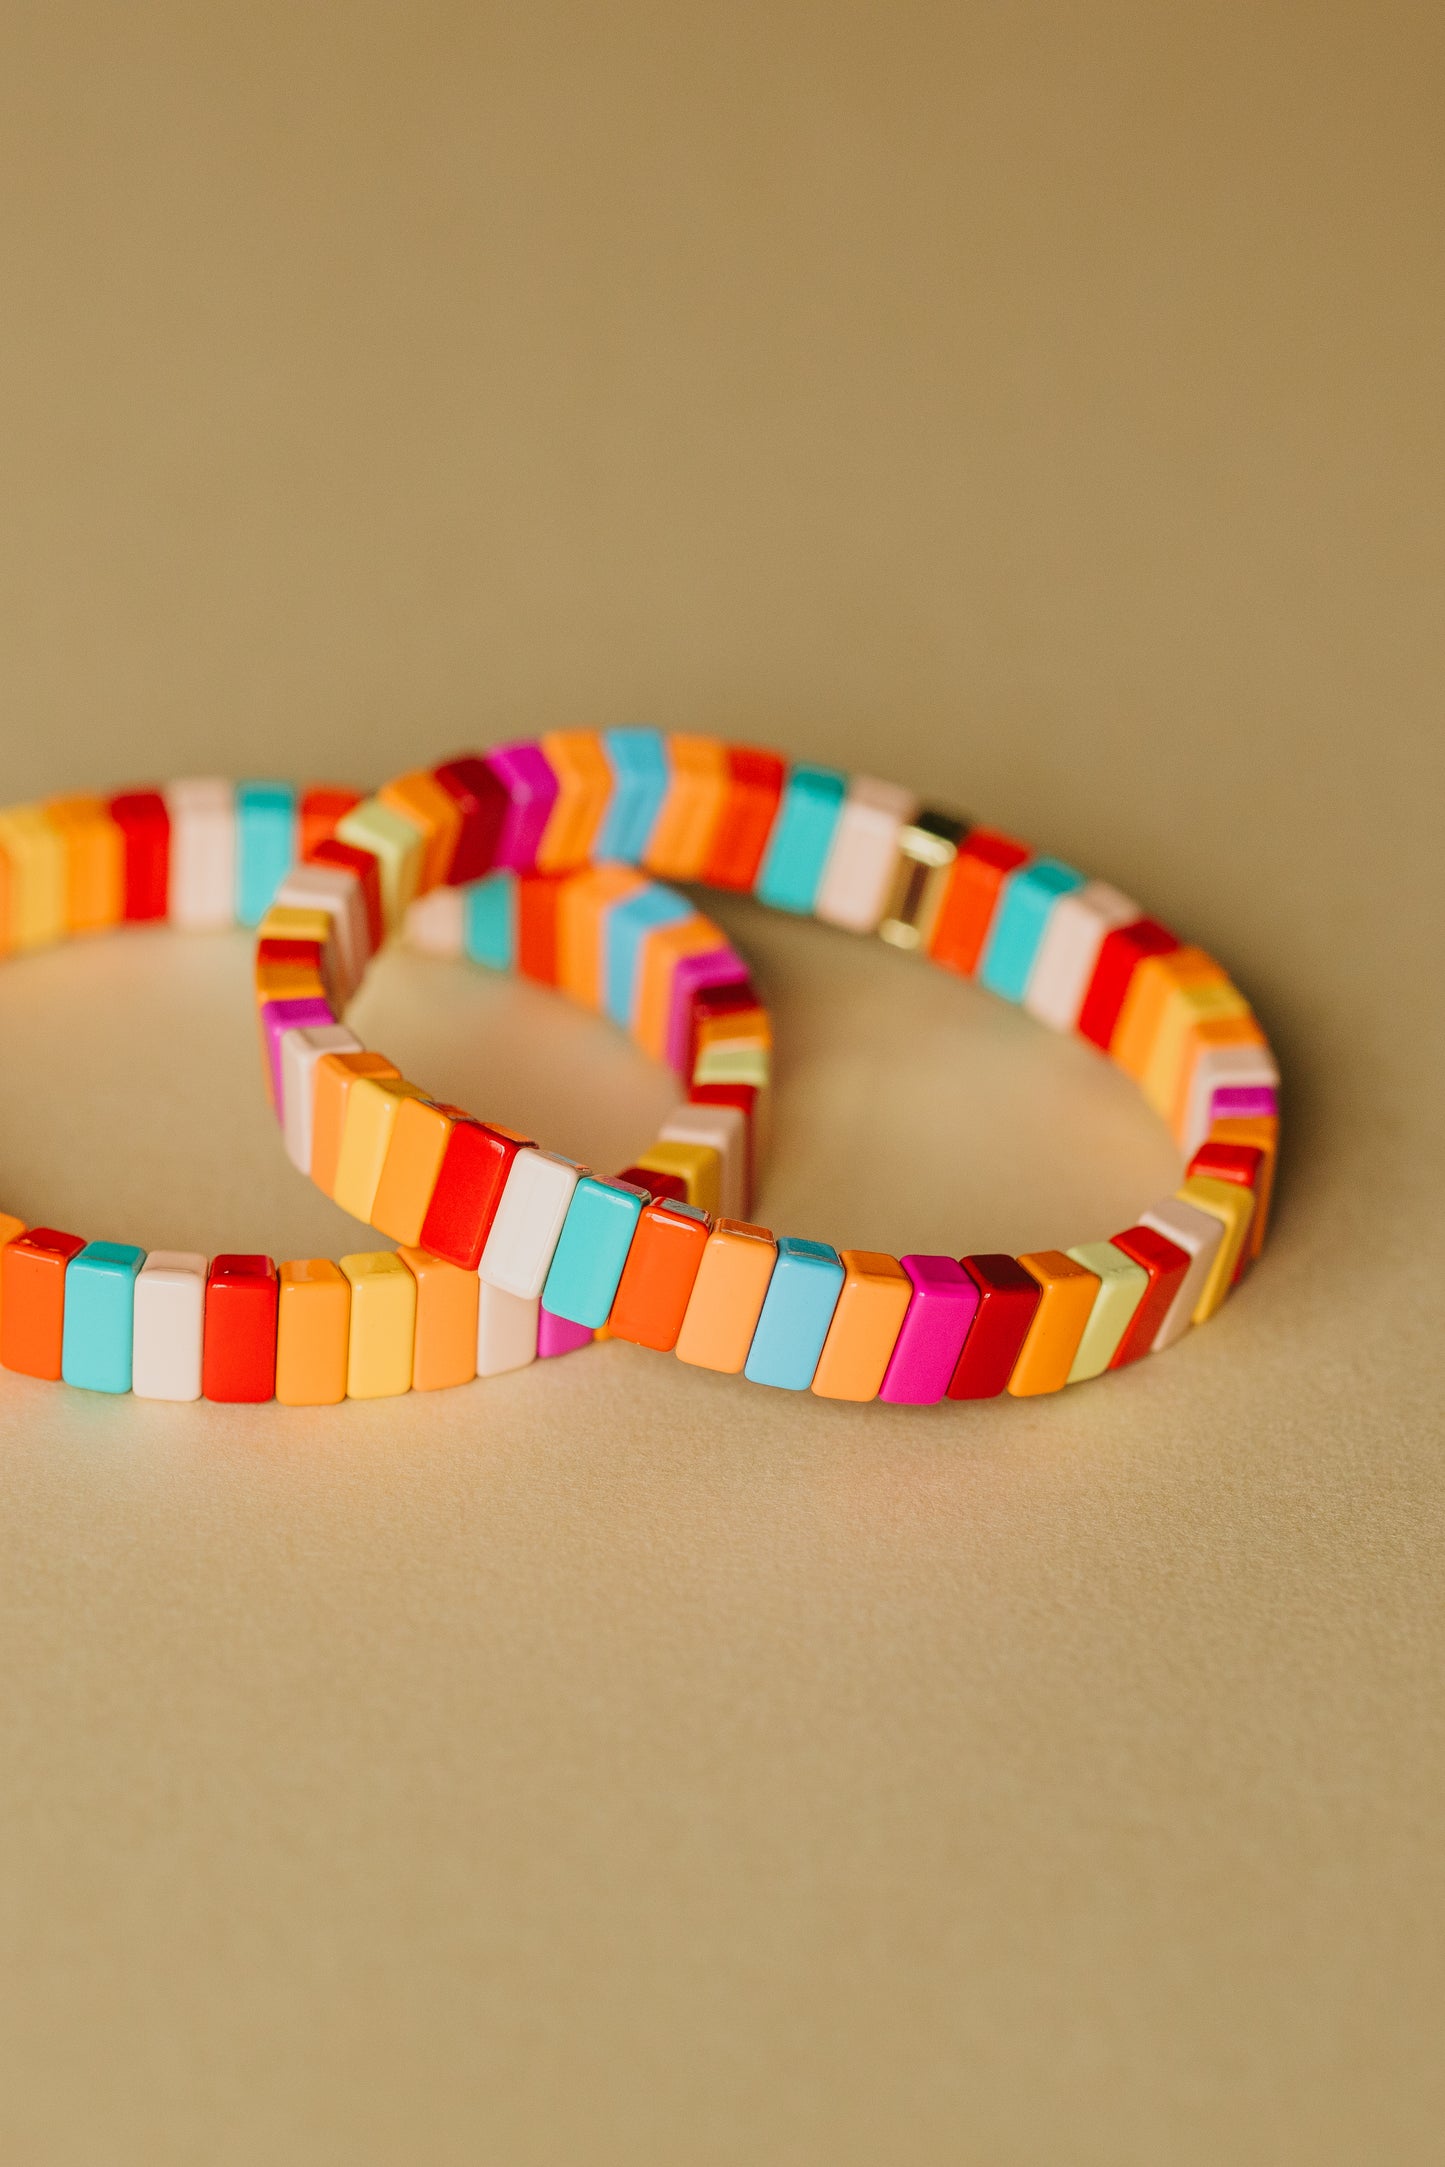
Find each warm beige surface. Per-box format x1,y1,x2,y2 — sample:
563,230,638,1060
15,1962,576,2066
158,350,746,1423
1,5,1442,2161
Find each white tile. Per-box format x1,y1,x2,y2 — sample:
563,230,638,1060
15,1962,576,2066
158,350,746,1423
132,1251,208,1401
479,1150,583,1300
281,1024,364,1173
814,777,919,934
1022,880,1139,1032
1137,1196,1225,1351
476,1282,540,1376
404,885,465,958
273,863,372,999
1180,1042,1280,1155
165,779,235,931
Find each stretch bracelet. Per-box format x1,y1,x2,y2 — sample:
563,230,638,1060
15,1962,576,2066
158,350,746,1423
263,733,1279,1405
0,779,768,1403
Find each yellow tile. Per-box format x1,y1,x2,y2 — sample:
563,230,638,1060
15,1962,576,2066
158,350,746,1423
1176,1176,1254,1321
633,1139,722,1216
1141,978,1251,1116
333,1075,426,1225
0,805,67,950
335,797,426,929
340,1252,416,1398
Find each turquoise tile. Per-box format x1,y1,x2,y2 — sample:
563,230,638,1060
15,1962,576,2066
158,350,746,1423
604,884,694,1027
60,1242,146,1394
542,1178,645,1327
744,1237,844,1389
978,858,1085,1003
597,729,668,864
462,871,517,970
236,781,299,927
754,766,847,914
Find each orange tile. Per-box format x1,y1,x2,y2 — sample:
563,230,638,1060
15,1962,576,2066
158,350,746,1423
1168,1012,1269,1139
556,863,646,1008
1206,1114,1279,1259
810,1251,913,1401
644,736,728,880
608,1201,711,1351
926,830,1028,976
1110,946,1223,1079
633,915,729,1060
370,1097,456,1248
275,1259,351,1406
399,1248,480,1390
310,1051,401,1199
674,1220,777,1372
0,1212,28,1339
377,770,463,890
537,731,613,872
1007,1250,1101,1396
44,795,124,935
0,1227,86,1380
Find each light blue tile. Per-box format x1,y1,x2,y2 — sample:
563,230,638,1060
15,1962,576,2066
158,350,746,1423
542,1178,645,1327
978,858,1085,1003
60,1242,146,1394
754,766,847,914
604,885,694,1027
236,781,299,928
462,872,517,970
744,1237,844,1389
597,729,668,863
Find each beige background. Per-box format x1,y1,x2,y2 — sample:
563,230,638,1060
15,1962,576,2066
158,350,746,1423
1,4,1442,2161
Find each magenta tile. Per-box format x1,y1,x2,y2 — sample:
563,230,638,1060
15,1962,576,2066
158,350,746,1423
261,997,336,1109
664,947,751,1074
537,1306,594,1359
1210,1084,1279,1121
878,1255,980,1405
483,742,560,872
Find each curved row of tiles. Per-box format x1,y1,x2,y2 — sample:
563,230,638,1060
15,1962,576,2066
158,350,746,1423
247,731,1280,1407
0,780,760,1402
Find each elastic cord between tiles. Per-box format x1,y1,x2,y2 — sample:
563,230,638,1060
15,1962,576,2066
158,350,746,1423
261,731,1279,1409
0,780,769,1404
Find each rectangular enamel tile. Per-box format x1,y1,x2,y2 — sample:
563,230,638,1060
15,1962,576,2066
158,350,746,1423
333,1077,427,1225
340,1253,416,1399
644,735,729,880
281,1024,364,1174
814,776,919,934
744,1237,845,1389
659,1101,749,1219
335,797,426,930
927,829,1029,976
309,1052,402,1199
978,859,1085,1003
274,863,372,993
398,1250,481,1391
675,1221,777,1372
299,786,363,859
879,1254,980,1404
165,778,236,930
810,1251,912,1401
556,864,646,1008
236,781,299,927
607,1199,711,1351
877,811,969,951
540,1176,646,1328
1107,1225,1193,1365
261,997,336,1109
462,871,517,969
404,884,466,957
1187,1139,1266,1277
632,1139,723,1217
537,1307,594,1358
1174,1176,1254,1321
377,770,464,889
46,796,124,934
369,1097,456,1248
261,904,354,1002
484,742,560,872
1075,917,1179,1051
0,1227,86,1379
275,1259,351,1406
537,731,613,872
0,1214,26,1334
947,1254,1042,1399
132,1251,207,1401
202,1255,278,1403
662,947,751,1072
516,872,567,984
754,766,848,915
1135,1194,1226,1349
1063,1240,1150,1381
1141,977,1252,1117
597,728,670,863
432,756,509,883
419,1116,533,1271
1007,1251,1101,1396
60,1242,145,1393
629,915,733,1058
0,805,68,949
1179,1037,1280,1156
1206,1115,1279,1259
1111,945,1225,1081
477,1282,540,1375
603,885,695,1028
692,1040,771,1088
702,748,786,891
108,789,171,922
479,1149,583,1300
1022,881,1139,1032
306,839,384,954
